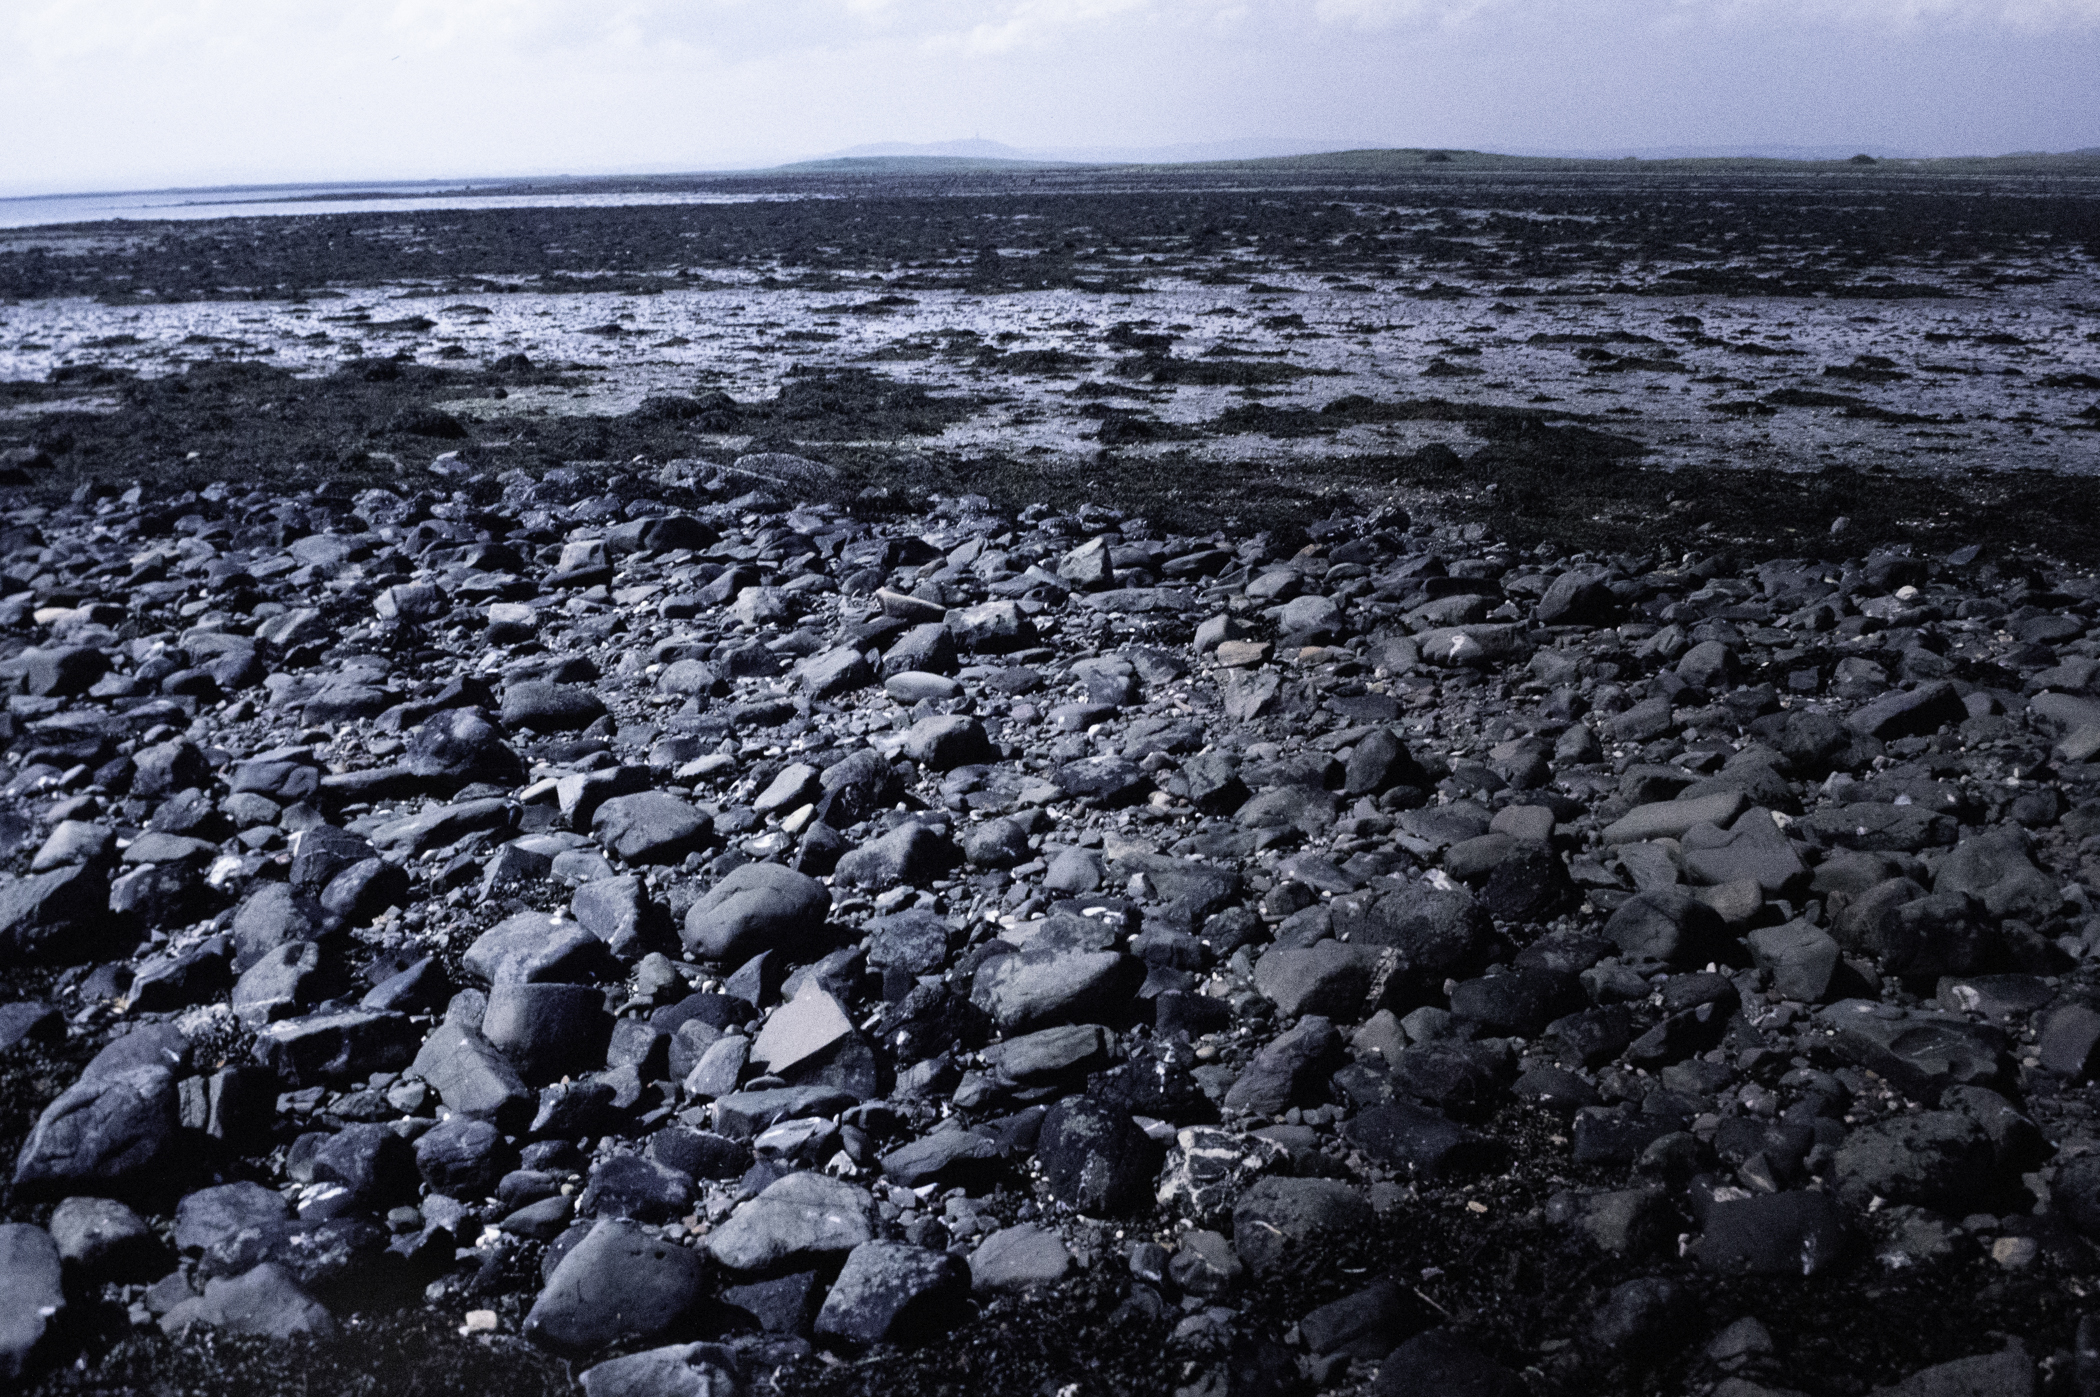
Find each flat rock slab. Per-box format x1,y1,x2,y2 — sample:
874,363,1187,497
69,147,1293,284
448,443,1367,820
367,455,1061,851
592,793,712,864
705,1172,873,1273
969,1224,1074,1293
1602,791,1748,845
161,1262,334,1341
1816,999,2012,1104
580,1343,741,1397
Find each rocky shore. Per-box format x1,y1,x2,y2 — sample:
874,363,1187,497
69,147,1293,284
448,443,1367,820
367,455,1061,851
4,454,2100,1395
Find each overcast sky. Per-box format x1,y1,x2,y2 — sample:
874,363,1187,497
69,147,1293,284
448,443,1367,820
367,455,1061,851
3,0,2097,195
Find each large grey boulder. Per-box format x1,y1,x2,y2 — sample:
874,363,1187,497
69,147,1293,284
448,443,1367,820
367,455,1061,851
12,1066,180,1200
682,863,831,963
592,793,713,864
524,1219,705,1356
971,948,1143,1033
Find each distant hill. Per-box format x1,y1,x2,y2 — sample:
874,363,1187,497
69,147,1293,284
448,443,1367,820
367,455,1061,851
824,139,1043,162
812,137,1383,166
773,154,1075,174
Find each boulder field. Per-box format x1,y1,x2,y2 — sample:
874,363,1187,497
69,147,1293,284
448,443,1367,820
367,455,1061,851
3,460,2100,1393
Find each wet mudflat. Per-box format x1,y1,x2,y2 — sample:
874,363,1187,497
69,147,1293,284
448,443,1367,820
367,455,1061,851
3,161,2098,560
0,161,2094,1397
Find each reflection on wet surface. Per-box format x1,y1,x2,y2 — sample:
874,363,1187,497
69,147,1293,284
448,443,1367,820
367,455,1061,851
3,273,2095,480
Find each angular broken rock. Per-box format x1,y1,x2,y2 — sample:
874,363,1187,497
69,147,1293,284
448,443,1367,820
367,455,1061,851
750,981,853,1076
812,1240,970,1348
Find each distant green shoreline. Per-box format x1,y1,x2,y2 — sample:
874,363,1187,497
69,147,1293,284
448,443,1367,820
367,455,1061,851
214,146,2100,206
769,146,2100,177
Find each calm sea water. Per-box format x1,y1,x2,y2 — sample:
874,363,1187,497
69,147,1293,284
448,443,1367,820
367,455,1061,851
0,183,818,231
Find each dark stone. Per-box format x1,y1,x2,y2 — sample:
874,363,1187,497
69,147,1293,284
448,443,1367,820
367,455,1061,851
195,1215,396,1307
593,794,713,864
1478,843,1577,923
231,883,331,972
1337,885,1492,979
465,910,618,987
253,1009,417,1087
482,982,614,1085
1223,1016,1343,1115
416,1115,515,1197
835,822,959,890
502,682,608,732
579,1154,695,1224
311,1123,420,1210
1604,889,1733,967
1588,1277,1698,1362
47,1196,164,1284
1036,1097,1164,1215
1693,1190,1849,1275
1231,1177,1374,1277
407,707,524,788
411,1020,533,1130
683,863,832,963
1369,1328,1526,1397
1344,1101,1504,1179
